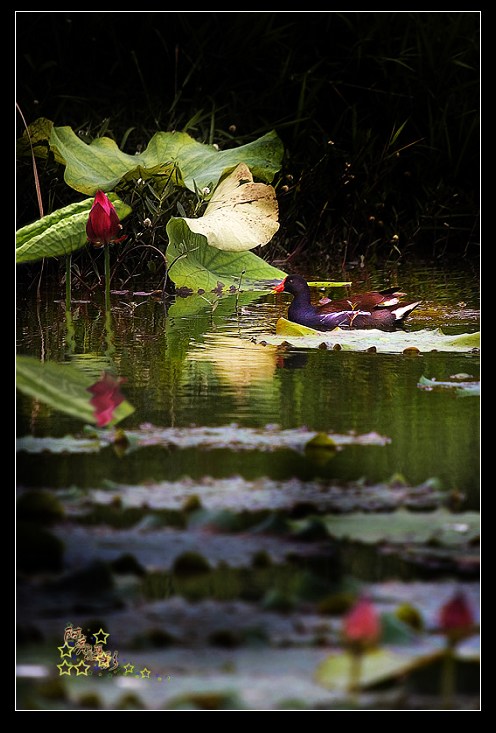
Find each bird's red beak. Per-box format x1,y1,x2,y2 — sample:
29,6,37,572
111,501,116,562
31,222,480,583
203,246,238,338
272,278,286,293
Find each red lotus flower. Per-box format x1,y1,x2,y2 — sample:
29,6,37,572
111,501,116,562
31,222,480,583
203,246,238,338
343,596,381,651
86,190,127,247
87,372,127,427
439,591,475,644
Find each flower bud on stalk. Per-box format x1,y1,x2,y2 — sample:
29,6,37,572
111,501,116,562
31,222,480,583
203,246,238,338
86,190,127,247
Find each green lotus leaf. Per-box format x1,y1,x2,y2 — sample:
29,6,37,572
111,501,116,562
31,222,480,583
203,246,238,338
16,195,132,264
45,123,283,195
166,217,286,292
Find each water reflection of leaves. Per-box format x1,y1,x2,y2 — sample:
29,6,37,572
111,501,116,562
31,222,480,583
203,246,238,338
165,291,267,363
188,335,278,391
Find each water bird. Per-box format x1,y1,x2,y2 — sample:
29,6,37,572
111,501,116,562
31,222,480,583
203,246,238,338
273,274,421,331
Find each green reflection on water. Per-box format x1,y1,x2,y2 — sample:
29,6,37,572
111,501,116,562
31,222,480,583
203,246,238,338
16,264,480,509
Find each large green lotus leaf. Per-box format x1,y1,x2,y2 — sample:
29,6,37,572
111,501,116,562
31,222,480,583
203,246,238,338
180,163,279,251
49,125,180,194
16,194,132,264
155,128,284,191
16,356,134,426
166,217,286,292
48,124,283,195
315,647,444,691
259,319,480,354
306,508,480,546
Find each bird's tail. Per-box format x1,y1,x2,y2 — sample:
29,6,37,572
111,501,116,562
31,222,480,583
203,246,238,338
392,301,422,323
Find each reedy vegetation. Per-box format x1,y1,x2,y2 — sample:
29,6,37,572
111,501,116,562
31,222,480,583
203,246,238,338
16,12,479,290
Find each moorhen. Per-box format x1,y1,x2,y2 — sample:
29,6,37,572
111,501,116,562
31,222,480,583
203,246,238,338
273,274,421,331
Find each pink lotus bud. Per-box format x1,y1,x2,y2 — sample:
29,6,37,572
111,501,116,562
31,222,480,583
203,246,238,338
86,190,126,247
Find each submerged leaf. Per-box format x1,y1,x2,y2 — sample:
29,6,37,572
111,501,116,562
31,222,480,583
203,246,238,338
179,163,279,251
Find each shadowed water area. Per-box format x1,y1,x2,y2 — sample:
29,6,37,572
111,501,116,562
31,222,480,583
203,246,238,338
16,261,480,710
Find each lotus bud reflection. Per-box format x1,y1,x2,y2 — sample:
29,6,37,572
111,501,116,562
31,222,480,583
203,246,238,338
343,596,381,653
87,372,127,427
439,591,475,645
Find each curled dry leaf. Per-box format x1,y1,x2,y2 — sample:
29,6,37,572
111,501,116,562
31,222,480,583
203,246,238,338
181,163,280,251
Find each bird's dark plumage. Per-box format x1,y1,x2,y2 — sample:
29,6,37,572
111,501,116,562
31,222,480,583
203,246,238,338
273,275,420,331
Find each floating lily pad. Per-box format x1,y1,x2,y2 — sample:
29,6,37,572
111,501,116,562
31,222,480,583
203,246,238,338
417,376,480,396
58,476,445,515
275,319,320,337
16,435,102,454
296,508,480,546
260,320,480,354
16,425,391,454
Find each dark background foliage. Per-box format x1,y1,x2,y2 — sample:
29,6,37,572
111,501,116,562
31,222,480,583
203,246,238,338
16,11,480,275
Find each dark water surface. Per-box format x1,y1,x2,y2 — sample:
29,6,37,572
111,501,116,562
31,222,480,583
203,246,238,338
17,261,480,506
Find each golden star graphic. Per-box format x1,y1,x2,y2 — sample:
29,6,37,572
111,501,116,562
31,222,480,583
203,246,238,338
57,659,73,676
123,663,135,675
74,659,90,676
96,652,111,669
93,628,110,645
57,641,74,658
140,667,151,679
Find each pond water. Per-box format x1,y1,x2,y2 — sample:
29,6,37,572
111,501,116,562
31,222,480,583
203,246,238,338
16,260,480,709
17,261,480,503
